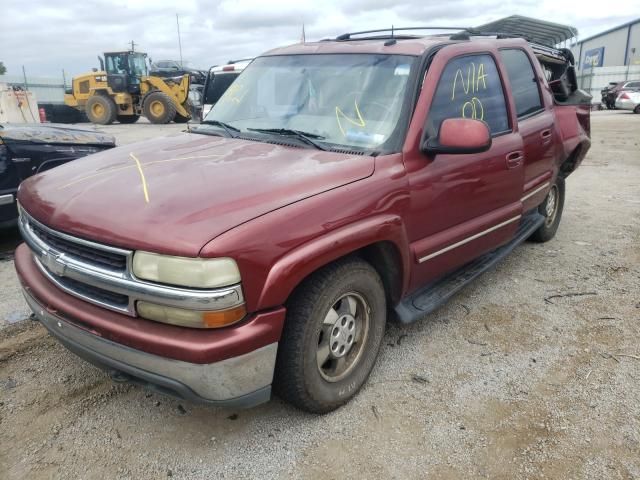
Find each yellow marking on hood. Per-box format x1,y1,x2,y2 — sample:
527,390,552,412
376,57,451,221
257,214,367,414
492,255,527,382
57,153,225,191
130,153,150,203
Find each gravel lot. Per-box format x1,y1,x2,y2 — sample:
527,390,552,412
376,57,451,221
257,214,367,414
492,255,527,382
1,111,639,479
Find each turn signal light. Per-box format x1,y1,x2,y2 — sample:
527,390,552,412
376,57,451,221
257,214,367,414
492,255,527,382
136,301,247,329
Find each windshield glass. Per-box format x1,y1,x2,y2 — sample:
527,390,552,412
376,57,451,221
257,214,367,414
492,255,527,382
203,54,416,151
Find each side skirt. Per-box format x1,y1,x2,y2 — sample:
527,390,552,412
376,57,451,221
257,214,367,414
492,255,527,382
394,212,545,324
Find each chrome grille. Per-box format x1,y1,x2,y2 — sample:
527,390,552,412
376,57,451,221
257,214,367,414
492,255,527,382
47,270,130,308
29,222,127,271
18,206,245,318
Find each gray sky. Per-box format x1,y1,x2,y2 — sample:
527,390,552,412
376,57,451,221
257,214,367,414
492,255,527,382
1,0,639,77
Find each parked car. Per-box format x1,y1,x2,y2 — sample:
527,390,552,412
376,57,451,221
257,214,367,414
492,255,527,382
0,123,115,228
150,60,207,85
601,80,640,109
615,90,640,113
201,59,252,120
14,30,590,413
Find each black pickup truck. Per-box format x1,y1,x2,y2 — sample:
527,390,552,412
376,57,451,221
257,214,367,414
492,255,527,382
0,123,115,228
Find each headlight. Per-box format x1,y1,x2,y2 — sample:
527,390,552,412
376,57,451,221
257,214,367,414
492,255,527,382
137,301,247,329
132,251,241,288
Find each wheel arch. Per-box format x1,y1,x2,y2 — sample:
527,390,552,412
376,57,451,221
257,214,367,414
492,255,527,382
559,140,590,178
255,215,411,311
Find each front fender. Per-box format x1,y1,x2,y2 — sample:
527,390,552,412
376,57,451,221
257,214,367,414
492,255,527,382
256,214,411,310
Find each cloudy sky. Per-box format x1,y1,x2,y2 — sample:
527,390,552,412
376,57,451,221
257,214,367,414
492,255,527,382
1,0,639,78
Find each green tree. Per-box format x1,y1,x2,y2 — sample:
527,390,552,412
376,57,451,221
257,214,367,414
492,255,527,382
0,62,6,75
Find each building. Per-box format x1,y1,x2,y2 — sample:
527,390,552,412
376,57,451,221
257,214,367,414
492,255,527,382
569,18,640,101
571,18,640,70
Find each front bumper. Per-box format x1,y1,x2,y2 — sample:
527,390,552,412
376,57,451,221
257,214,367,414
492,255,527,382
24,289,275,407
15,244,286,407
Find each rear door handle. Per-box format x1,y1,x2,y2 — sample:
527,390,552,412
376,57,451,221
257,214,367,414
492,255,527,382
506,151,524,169
541,129,552,144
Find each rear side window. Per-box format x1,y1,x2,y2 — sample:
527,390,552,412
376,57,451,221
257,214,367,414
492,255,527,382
500,49,543,118
427,54,509,136
203,73,240,104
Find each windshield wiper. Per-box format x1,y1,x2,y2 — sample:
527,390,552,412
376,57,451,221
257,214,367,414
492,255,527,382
246,128,328,151
199,120,240,138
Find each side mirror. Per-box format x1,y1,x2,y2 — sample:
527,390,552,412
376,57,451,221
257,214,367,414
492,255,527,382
422,118,492,155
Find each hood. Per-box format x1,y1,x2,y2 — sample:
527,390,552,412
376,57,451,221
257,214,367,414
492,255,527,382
18,133,374,256
0,123,115,146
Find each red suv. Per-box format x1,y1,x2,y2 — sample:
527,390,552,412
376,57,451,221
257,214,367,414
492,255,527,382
15,29,591,413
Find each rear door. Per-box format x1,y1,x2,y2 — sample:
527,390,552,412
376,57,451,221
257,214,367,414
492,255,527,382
499,48,554,210
404,49,525,289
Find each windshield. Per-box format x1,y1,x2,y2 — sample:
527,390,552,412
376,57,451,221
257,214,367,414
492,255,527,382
203,54,416,151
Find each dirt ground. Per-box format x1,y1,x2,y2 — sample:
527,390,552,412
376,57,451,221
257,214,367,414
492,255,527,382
0,111,639,479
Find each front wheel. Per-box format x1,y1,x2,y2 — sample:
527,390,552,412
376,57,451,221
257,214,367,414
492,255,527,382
529,177,565,243
143,91,177,124
274,258,387,413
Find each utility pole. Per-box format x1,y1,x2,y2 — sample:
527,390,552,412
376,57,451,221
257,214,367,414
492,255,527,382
176,14,184,67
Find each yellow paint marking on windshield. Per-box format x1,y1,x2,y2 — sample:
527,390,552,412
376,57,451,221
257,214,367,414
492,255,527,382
335,100,366,136
130,152,150,204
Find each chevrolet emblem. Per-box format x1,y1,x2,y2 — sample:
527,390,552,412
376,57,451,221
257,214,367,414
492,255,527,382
43,251,67,277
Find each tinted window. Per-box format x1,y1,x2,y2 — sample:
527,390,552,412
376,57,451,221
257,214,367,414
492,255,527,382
427,54,509,136
500,49,543,118
204,73,239,104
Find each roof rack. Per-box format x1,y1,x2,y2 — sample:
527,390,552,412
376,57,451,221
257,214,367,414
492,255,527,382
334,26,469,41
331,17,577,48
473,16,577,47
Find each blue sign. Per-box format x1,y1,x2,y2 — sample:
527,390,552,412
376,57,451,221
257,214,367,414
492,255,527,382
583,47,605,68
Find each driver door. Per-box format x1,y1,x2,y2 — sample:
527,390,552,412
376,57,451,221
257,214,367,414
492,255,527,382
404,50,525,290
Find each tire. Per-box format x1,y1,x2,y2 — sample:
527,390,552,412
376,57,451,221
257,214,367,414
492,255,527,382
529,177,565,243
634,105,640,114
143,91,177,124
85,95,117,125
274,258,387,413
117,114,140,124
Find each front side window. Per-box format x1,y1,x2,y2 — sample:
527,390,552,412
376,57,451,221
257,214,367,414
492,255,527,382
203,54,417,151
500,49,543,118
426,54,509,136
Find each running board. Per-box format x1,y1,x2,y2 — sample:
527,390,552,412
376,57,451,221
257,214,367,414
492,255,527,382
394,212,545,324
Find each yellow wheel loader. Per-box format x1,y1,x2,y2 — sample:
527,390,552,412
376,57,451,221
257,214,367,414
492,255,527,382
65,50,192,125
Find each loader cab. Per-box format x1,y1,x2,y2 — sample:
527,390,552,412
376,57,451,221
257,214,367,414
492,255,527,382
104,51,148,94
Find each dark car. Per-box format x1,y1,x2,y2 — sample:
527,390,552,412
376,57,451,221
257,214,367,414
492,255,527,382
150,60,207,85
0,123,115,227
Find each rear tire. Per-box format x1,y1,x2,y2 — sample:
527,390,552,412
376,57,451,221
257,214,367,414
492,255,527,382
86,95,117,125
634,105,640,114
529,177,565,243
143,91,177,124
117,114,140,124
274,258,387,413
